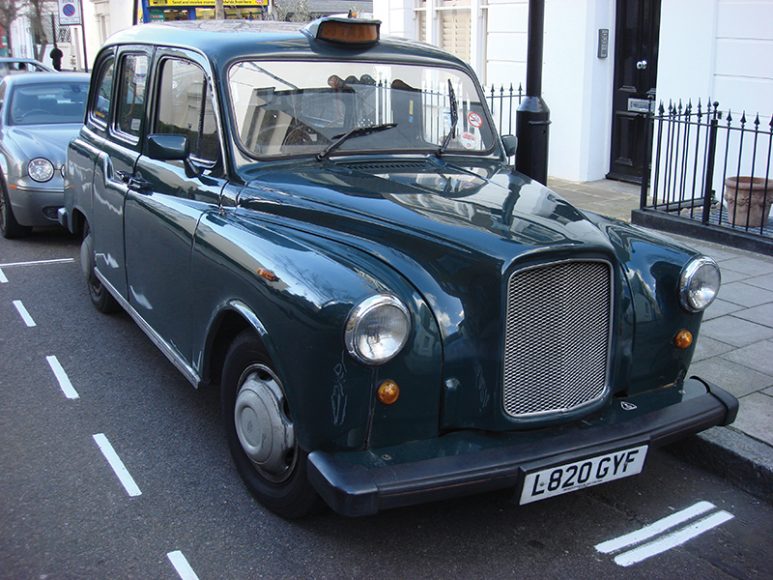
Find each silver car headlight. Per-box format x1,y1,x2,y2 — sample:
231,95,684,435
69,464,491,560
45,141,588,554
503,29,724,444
679,256,721,312
28,158,55,182
345,294,411,365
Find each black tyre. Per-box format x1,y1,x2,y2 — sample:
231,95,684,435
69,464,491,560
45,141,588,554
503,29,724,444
0,175,31,239
80,225,120,314
221,331,321,518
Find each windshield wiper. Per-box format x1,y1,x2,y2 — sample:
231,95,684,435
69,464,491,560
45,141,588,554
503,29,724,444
438,79,458,156
316,123,398,160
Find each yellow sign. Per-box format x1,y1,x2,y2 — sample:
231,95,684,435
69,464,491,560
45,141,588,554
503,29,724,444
148,1,269,7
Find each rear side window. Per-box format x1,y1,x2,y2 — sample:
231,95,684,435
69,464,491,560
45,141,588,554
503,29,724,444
115,54,149,140
91,58,114,125
155,58,219,164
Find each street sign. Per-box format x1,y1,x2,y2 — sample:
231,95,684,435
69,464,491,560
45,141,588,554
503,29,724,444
58,0,82,26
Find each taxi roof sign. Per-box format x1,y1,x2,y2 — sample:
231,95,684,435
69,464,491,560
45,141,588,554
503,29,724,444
304,17,380,46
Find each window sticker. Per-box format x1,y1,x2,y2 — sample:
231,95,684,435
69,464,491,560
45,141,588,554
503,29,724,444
461,131,477,149
467,111,482,129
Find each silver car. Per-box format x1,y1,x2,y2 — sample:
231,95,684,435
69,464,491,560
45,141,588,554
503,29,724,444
0,72,89,238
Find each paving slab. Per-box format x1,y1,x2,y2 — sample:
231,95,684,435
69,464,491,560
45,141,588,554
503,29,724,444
691,335,736,362
718,268,753,284
690,245,745,263
718,256,773,276
700,315,773,347
733,303,773,328
722,340,773,376
733,393,773,446
745,272,773,291
688,358,773,398
717,281,773,307
702,298,744,320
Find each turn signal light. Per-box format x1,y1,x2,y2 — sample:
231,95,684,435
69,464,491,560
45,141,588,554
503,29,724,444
674,329,693,349
377,380,400,405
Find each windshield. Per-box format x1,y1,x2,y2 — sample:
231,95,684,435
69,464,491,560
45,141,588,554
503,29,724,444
228,60,497,159
8,81,88,125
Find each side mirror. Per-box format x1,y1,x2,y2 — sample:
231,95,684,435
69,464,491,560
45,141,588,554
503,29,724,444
147,134,189,161
501,134,517,157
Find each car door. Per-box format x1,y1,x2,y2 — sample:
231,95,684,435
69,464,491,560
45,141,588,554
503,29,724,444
89,47,152,299
124,50,227,369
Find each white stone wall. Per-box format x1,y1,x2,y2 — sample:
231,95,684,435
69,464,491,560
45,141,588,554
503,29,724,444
657,0,773,118
655,0,773,202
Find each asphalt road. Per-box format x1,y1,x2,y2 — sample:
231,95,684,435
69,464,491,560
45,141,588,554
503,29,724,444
1,230,771,579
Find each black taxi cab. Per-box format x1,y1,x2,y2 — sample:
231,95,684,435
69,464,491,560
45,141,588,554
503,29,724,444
61,18,738,518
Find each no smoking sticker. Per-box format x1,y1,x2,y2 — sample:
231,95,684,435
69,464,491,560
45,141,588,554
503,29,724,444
467,111,482,128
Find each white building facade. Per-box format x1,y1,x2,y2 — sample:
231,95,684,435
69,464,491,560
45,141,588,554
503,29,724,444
375,0,773,183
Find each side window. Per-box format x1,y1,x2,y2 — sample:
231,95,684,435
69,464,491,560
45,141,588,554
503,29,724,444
115,53,149,140
90,58,114,126
155,58,220,164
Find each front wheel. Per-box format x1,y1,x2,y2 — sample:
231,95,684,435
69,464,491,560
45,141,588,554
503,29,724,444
0,177,31,239
221,331,321,518
80,225,120,314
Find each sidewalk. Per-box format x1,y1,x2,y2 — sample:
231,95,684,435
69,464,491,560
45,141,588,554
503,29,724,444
549,177,773,501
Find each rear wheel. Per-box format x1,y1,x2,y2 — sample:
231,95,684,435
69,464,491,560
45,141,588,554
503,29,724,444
221,331,321,518
80,224,120,313
0,176,31,239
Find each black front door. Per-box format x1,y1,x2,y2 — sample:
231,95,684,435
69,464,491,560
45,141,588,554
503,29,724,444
607,0,661,183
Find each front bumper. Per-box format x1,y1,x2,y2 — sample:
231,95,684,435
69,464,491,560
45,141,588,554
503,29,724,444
307,377,737,517
10,185,64,227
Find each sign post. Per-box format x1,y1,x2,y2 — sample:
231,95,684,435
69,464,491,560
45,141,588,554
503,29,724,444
57,0,88,72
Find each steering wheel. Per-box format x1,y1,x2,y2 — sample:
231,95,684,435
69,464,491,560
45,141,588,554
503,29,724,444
282,124,316,147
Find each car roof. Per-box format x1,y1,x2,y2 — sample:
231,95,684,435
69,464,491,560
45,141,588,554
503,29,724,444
103,19,467,71
0,57,52,68
1,72,89,87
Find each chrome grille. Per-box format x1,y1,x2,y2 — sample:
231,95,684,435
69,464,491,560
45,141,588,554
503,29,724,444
503,260,611,418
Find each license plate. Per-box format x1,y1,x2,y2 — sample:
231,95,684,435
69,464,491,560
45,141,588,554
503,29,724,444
519,445,648,505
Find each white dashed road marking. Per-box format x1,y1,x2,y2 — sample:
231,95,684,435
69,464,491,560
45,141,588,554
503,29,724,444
0,268,7,283
92,434,142,497
167,551,200,580
596,501,734,567
12,300,36,327
46,356,79,399
0,258,75,267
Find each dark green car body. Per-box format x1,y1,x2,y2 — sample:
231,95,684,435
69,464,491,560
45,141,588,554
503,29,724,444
62,19,737,517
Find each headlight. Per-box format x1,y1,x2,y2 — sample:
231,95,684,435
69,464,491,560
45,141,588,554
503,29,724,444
28,158,55,182
345,294,411,365
679,256,721,312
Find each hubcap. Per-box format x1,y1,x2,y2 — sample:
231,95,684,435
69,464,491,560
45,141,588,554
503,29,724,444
234,364,295,483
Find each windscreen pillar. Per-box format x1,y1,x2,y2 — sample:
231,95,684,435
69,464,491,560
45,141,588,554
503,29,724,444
515,0,550,184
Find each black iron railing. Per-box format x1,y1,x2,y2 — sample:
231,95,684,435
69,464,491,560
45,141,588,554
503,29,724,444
641,99,772,242
487,83,523,138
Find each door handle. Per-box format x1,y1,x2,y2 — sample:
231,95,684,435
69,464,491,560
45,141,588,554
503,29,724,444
115,169,131,184
128,176,151,194
636,60,648,70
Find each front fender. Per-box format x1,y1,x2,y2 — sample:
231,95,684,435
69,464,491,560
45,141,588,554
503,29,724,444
588,214,702,393
190,209,443,453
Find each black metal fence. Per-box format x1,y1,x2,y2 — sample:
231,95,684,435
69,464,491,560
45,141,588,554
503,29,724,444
639,99,772,246
486,83,523,138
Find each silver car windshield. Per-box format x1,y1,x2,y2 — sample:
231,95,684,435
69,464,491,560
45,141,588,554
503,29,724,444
228,60,496,159
8,81,89,126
